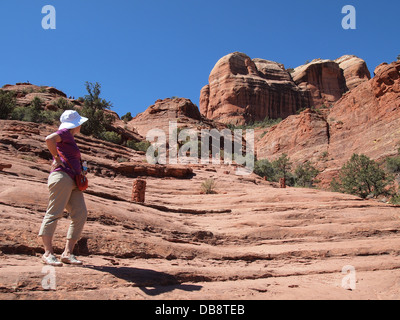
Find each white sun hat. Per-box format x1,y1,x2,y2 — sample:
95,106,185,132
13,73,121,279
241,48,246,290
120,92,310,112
58,110,88,130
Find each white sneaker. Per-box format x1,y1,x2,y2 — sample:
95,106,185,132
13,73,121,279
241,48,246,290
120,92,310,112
61,254,83,266
42,254,63,267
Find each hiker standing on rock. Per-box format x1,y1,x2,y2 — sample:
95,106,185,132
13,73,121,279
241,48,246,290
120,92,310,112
38,110,88,266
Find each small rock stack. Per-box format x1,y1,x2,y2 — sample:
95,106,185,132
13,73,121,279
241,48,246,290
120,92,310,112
132,179,146,203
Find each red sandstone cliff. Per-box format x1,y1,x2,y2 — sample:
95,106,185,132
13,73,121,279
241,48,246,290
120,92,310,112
201,53,371,125
200,52,311,125
256,60,400,187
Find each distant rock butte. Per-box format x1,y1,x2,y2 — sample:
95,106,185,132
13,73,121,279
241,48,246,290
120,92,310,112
200,52,311,125
201,52,371,125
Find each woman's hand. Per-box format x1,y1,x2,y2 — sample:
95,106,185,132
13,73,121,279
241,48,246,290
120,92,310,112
46,132,63,171
51,156,65,171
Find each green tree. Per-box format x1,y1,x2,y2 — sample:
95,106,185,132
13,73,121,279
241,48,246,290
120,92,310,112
331,154,392,199
100,131,122,144
80,82,114,137
121,112,133,123
0,91,16,119
23,96,43,123
254,159,276,181
272,153,292,181
294,161,320,188
386,157,400,174
127,140,151,152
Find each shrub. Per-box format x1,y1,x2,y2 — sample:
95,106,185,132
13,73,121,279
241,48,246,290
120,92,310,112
52,97,75,111
10,106,26,121
38,109,64,125
201,179,217,194
14,96,43,123
127,140,151,152
330,153,392,199
254,159,276,181
79,82,114,138
294,161,320,188
254,155,295,186
390,193,400,205
100,131,121,144
386,156,400,174
272,153,292,182
0,91,16,119
121,112,133,123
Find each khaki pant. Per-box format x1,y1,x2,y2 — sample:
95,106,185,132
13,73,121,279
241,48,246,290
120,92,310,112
39,171,87,240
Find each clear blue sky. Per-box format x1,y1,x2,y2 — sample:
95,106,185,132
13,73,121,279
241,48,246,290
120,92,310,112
0,0,398,118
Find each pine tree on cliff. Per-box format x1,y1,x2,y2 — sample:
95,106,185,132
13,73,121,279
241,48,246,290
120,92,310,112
80,82,114,138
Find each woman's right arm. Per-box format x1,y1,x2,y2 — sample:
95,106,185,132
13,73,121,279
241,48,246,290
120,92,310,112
46,133,64,170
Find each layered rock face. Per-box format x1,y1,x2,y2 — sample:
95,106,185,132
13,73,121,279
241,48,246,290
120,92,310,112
292,59,348,107
201,53,371,125
200,52,311,125
256,108,329,164
292,55,371,107
335,55,371,91
128,97,226,139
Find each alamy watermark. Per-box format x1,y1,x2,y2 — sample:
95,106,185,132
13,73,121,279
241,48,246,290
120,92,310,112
341,265,356,290
145,121,255,176
41,266,57,290
41,5,56,30
342,5,356,30
40,5,355,31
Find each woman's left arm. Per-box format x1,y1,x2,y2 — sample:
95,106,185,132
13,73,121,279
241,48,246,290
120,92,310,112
46,132,64,170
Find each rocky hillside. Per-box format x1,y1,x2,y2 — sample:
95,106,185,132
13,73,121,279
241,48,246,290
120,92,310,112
256,60,400,186
0,83,144,145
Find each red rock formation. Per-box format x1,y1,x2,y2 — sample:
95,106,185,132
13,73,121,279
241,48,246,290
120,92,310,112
335,55,371,91
128,97,227,142
255,60,400,188
0,83,70,109
114,162,194,179
292,59,348,107
200,52,311,125
256,108,329,164
200,53,370,125
129,98,202,138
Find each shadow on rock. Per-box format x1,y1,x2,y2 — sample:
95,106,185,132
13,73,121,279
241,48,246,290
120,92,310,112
85,264,202,296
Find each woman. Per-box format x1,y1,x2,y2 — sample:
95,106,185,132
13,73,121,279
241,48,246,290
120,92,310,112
39,110,89,266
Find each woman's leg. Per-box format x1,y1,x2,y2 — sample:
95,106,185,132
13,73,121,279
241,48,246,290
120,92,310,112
63,238,78,256
39,172,74,255
63,188,88,256
42,235,54,256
